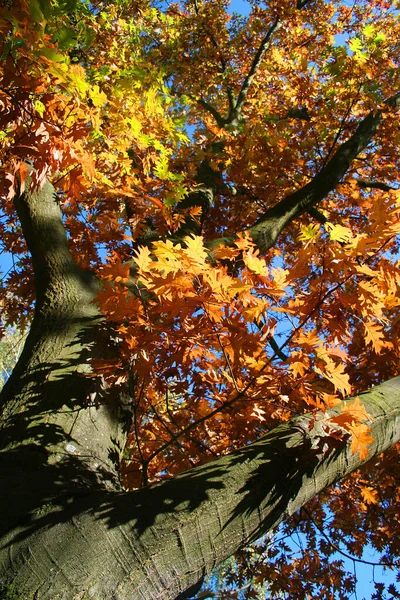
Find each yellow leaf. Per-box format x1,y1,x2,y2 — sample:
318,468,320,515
325,222,353,243
298,224,320,241
289,360,308,378
183,234,208,270
272,47,286,66
243,251,268,276
314,361,352,396
271,267,288,291
134,245,152,273
152,239,182,274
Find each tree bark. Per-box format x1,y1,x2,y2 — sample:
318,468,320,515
1,371,399,599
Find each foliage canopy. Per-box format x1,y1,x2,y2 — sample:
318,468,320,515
0,0,399,597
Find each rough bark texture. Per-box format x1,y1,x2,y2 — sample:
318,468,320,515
1,375,399,600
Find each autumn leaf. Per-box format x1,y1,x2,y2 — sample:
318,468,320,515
360,486,379,505
324,223,353,243
134,245,153,274
348,422,374,460
243,250,268,276
363,320,386,353
2,2,400,595
183,234,208,271
342,396,370,423
314,361,352,397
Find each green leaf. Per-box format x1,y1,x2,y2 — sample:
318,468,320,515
348,38,363,54
374,32,386,44
39,46,68,64
363,24,375,39
55,26,78,50
34,100,45,117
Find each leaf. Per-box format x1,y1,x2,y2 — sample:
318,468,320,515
348,38,363,54
314,361,352,397
243,250,268,276
298,224,320,241
152,239,182,274
363,24,375,39
289,360,308,378
348,422,373,460
325,223,353,243
183,234,208,270
360,486,379,505
363,321,386,353
332,397,371,428
134,246,153,274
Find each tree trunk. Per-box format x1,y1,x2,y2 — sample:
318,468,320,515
1,180,400,600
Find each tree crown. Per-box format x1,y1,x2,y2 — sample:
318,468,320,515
0,0,399,596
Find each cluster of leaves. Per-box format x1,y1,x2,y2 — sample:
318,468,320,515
1,0,400,597
0,0,189,317
96,228,400,486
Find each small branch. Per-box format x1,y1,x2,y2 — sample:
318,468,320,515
308,207,328,224
321,84,363,168
303,507,400,569
357,180,396,191
230,16,281,124
196,98,226,128
296,0,314,8
269,336,289,361
216,332,240,393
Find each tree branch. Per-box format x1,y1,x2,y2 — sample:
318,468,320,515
296,0,314,8
13,169,97,312
303,507,399,569
229,16,281,127
357,180,397,192
207,90,399,254
196,97,226,128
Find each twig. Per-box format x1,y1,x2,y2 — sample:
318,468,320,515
230,16,281,124
358,180,396,192
303,507,399,568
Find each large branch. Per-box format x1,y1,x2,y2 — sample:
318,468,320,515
1,175,124,489
2,377,399,599
207,92,400,254
13,169,97,313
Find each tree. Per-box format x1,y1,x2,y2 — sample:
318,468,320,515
0,0,399,598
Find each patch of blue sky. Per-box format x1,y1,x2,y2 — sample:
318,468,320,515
228,0,251,16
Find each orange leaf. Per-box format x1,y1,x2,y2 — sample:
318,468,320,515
314,361,352,397
348,422,374,460
360,486,379,505
363,320,386,353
